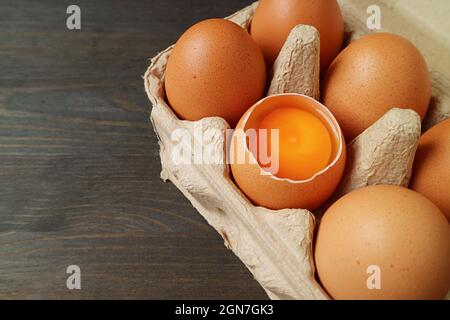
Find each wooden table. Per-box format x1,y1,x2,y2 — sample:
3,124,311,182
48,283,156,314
0,0,267,299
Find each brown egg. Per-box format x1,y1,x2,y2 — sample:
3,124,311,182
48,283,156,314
322,33,431,141
165,19,267,128
411,119,450,222
315,185,450,300
250,0,344,72
230,94,346,210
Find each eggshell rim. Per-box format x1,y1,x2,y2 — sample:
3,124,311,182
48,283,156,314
238,93,345,184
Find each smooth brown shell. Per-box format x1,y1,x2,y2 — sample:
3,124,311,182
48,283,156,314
410,119,450,222
251,0,344,72
322,33,431,141
165,19,267,128
315,185,450,300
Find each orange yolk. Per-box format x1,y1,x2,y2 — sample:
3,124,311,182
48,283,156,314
258,108,332,180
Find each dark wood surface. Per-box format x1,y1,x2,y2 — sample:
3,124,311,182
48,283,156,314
0,0,267,299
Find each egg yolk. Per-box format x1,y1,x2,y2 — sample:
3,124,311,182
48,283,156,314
258,108,332,180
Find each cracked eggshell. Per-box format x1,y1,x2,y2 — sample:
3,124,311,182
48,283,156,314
230,94,346,211
410,119,450,222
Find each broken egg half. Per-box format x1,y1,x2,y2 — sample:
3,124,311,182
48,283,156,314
230,94,346,210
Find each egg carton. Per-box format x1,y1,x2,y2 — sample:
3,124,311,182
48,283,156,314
144,1,450,300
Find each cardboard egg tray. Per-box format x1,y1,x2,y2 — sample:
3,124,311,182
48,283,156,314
144,1,450,300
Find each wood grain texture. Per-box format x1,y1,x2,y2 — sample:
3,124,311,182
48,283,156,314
0,0,267,299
